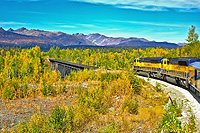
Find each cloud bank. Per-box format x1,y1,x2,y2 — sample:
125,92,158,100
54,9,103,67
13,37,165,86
116,20,189,28
58,25,77,28
72,0,200,11
0,21,26,25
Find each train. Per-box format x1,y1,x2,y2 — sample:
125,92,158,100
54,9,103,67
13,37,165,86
133,57,200,97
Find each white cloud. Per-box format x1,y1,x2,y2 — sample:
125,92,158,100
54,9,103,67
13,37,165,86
0,21,26,25
102,32,145,39
117,5,167,11
103,31,184,43
115,20,189,27
23,11,48,14
72,0,200,11
107,28,119,31
154,31,179,35
78,24,100,28
57,23,101,29
58,25,76,28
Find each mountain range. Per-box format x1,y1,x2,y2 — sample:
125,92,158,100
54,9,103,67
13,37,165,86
0,27,181,50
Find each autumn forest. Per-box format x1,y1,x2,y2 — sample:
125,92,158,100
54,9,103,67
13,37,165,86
0,26,199,132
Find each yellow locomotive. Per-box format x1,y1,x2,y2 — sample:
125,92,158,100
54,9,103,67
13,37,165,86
134,57,200,97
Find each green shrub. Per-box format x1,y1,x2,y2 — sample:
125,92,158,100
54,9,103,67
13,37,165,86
20,84,29,98
99,123,117,133
41,84,56,97
48,105,68,132
100,72,121,82
155,82,163,92
99,119,119,133
17,106,75,133
2,85,15,99
48,105,75,132
128,71,141,94
158,99,197,132
2,79,20,99
123,97,138,115
158,111,182,132
77,87,107,114
17,114,48,133
184,114,197,132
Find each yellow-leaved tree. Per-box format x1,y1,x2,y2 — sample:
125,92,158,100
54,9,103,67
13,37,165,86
185,25,200,57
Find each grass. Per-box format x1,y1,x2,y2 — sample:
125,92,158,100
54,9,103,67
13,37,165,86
0,69,197,132
158,99,197,132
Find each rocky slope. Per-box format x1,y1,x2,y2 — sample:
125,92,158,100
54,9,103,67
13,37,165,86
0,27,180,49
74,33,179,48
0,27,59,49
13,28,94,46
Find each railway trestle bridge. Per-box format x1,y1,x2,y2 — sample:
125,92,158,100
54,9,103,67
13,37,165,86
48,58,99,78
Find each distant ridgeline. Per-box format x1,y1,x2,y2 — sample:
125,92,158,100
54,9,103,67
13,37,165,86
0,27,180,51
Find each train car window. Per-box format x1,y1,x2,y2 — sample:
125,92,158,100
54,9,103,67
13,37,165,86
178,61,188,66
151,59,158,63
169,58,179,65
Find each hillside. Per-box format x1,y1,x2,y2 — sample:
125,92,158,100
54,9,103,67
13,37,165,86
0,27,61,49
0,27,180,49
74,33,179,48
13,28,94,46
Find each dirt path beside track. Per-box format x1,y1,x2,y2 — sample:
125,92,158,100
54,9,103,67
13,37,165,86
137,75,200,131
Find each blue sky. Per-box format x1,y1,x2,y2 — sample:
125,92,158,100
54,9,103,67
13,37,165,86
0,0,200,43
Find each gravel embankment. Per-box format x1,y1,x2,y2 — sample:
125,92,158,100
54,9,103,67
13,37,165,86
137,74,200,131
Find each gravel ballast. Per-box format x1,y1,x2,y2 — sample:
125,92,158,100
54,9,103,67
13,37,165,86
137,74,200,131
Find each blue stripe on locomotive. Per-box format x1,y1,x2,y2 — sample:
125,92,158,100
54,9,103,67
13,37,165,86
188,59,200,66
189,62,200,70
